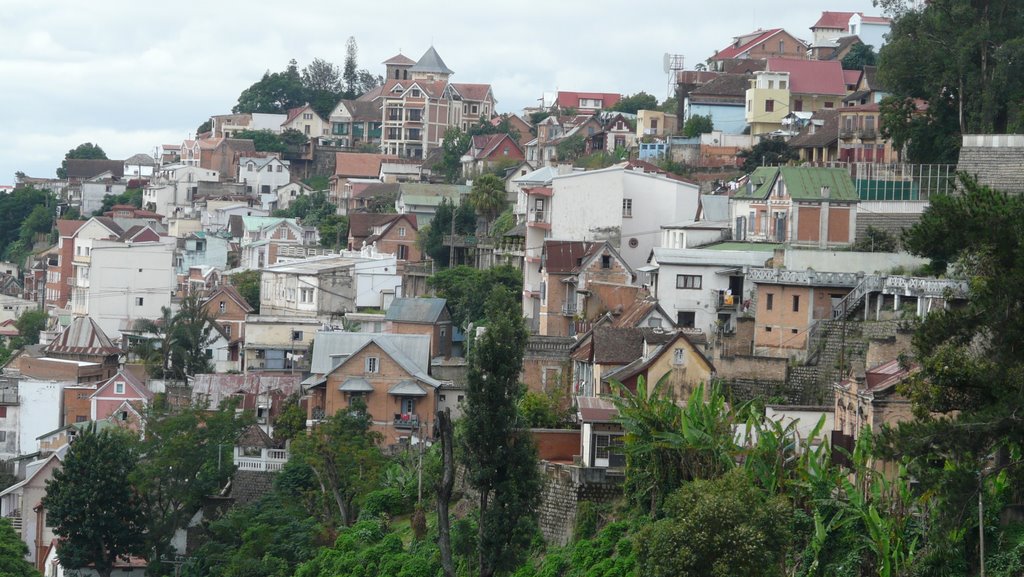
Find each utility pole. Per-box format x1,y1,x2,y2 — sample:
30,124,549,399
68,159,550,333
448,205,456,267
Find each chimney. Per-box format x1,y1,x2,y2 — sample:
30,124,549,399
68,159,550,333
820,185,830,198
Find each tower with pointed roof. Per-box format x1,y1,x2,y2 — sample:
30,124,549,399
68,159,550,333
409,46,454,82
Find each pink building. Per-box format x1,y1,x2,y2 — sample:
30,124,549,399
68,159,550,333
89,370,153,425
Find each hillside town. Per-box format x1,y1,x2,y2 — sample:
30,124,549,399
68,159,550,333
1,2,1023,576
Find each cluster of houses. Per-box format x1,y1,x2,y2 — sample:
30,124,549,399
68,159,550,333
0,8,1017,571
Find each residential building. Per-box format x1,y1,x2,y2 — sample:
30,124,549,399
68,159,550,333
304,332,441,445
70,236,175,340
0,375,64,460
123,153,157,179
788,109,840,163
174,231,230,275
273,181,315,212
0,452,63,568
80,172,127,216
555,91,621,114
197,137,256,181
201,200,266,232
523,115,603,166
649,244,773,333
258,251,401,320
203,283,254,367
450,83,497,129
846,14,891,50
0,294,38,325
395,183,469,227
237,156,291,209
745,58,848,135
232,215,315,270
209,112,287,138
328,152,389,212
89,370,152,423
601,330,715,400
570,326,675,397
144,164,220,217
327,100,383,148
281,104,329,138
384,297,453,359
522,163,701,327
635,110,678,138
810,11,858,44
708,28,809,71
838,67,893,163
537,241,634,337
191,373,302,430
461,133,524,177
243,315,320,373
684,74,751,135
730,166,859,246
346,213,419,261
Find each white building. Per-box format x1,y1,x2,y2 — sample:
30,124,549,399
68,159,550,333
80,171,127,217
237,156,291,210
522,163,700,323
847,14,891,51
71,238,176,340
0,294,38,324
200,201,268,232
143,164,220,218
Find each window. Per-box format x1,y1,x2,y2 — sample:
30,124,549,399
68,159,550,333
779,80,787,89
135,297,144,306
300,288,314,303
622,198,632,217
411,89,421,97
471,105,478,114
747,99,751,112
277,164,283,172
408,109,422,121
397,245,408,260
219,300,226,313
75,415,87,423
792,294,800,312
115,381,125,395
672,348,686,366
205,348,214,359
0,406,5,418
440,394,446,402
365,357,379,373
765,99,775,112
223,324,231,338
0,431,7,442
766,326,773,332
766,293,774,310
794,99,803,112
824,101,835,108
675,275,702,289
457,395,465,403
677,311,696,328
303,112,313,120
598,255,611,269
398,226,407,237
748,211,756,232
291,330,303,341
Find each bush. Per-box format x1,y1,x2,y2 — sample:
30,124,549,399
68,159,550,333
361,487,407,517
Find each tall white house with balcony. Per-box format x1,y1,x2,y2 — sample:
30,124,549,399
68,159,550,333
237,156,291,210
522,164,700,326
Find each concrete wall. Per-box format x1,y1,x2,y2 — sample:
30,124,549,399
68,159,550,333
536,462,623,546
715,353,788,381
783,249,929,275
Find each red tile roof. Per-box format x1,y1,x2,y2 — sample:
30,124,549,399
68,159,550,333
859,15,891,24
543,240,594,274
843,69,861,86
556,91,621,110
383,53,416,66
713,28,783,60
334,152,389,178
812,11,857,30
766,58,847,96
56,219,85,238
283,105,316,125
450,83,492,102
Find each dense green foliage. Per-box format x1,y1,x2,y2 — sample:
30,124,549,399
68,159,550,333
852,226,898,253
877,0,1024,162
842,43,878,71
43,427,147,577
682,114,713,138
95,187,143,215
738,138,798,171
13,309,47,345
56,142,107,179
230,270,262,312
273,190,348,249
468,174,507,224
295,518,441,577
0,518,37,577
419,199,476,266
459,287,540,577
232,129,308,153
555,135,586,162
133,294,219,379
440,127,471,183
0,185,52,265
427,265,522,329
610,92,659,115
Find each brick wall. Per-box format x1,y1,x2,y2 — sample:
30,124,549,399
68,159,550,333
865,329,913,370
715,354,788,381
536,462,623,546
532,429,580,463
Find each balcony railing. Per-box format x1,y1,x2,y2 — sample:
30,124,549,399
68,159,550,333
0,388,18,405
528,209,549,226
4,515,21,533
394,414,420,429
716,290,738,310
561,303,578,316
443,234,497,249
234,448,289,472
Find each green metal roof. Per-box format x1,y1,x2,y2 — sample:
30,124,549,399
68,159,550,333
734,166,858,202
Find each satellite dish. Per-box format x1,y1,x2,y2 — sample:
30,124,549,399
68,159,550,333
662,53,670,74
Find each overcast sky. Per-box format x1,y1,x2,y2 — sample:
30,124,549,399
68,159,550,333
1,0,882,185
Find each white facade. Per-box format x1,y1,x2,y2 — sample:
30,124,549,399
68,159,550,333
71,240,176,340
650,247,772,333
17,378,63,456
80,173,127,216
0,294,38,324
237,157,291,210
201,202,268,232
144,164,220,217
847,14,891,51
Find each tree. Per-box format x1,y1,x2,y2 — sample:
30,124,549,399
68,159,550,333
611,91,659,114
303,58,344,120
95,187,143,216
458,286,540,577
468,174,507,226
853,226,898,252
230,129,310,154
291,399,385,527
196,119,212,135
419,199,475,266
427,265,521,329
682,114,714,138
343,37,359,98
439,127,471,183
133,294,218,380
842,43,878,70
132,402,248,576
876,0,1024,158
14,309,46,345
43,426,147,577
635,469,793,577
57,142,107,179
555,134,586,162
0,186,50,263
233,60,307,114
0,518,39,577
737,137,798,172
229,270,261,313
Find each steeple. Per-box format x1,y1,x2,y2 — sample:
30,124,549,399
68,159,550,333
409,46,454,81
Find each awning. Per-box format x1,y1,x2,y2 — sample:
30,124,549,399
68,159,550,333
339,377,374,393
302,374,326,387
635,265,659,273
389,380,428,397
715,267,742,275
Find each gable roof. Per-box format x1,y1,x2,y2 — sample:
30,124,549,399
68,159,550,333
410,46,454,75
334,152,387,178
65,159,124,180
341,99,382,122
689,74,752,101
735,166,858,201
765,58,847,96
592,326,644,365
56,219,86,238
556,91,621,110
237,423,283,449
787,109,840,149
713,28,792,61
812,11,857,30
385,298,448,324
45,316,119,356
450,83,492,102
124,153,157,166
283,104,321,125
191,373,302,408
205,284,254,314
543,240,595,274
383,53,416,66
601,331,714,384
468,134,522,160
310,332,432,375
349,213,402,239
325,336,441,388
92,369,153,401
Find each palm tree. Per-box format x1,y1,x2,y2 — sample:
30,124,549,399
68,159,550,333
468,174,507,232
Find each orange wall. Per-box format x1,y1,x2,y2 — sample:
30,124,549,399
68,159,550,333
797,206,820,242
828,207,850,243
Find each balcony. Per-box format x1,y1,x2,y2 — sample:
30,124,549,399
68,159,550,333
0,387,18,405
4,515,20,533
859,129,878,140
234,448,289,472
394,413,421,429
527,209,550,229
839,129,856,139
716,290,738,310
560,303,578,316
